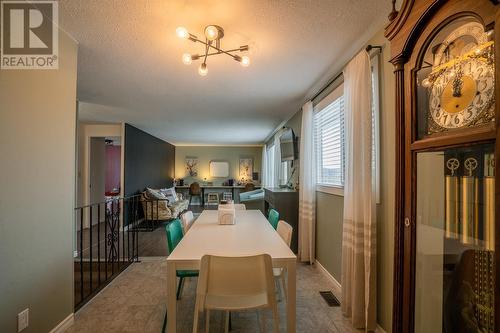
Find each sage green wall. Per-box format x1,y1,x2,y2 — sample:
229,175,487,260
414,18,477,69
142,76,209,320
0,31,78,332
316,192,344,280
373,28,396,333
314,28,395,332
175,146,262,185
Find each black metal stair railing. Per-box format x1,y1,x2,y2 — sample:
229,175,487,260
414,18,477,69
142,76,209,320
74,195,141,310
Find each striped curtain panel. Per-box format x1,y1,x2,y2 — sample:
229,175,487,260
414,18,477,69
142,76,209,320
298,101,316,263
341,51,376,330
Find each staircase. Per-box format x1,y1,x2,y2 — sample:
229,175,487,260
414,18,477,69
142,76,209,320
74,195,141,310
74,261,129,307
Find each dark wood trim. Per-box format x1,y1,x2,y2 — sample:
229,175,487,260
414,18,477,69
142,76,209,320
385,0,416,41
410,126,496,151
391,57,406,333
387,0,495,62
387,1,499,332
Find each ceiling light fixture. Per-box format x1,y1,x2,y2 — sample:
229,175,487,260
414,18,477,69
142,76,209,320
176,25,250,76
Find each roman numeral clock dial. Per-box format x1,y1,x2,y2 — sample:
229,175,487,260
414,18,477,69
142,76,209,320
422,22,495,134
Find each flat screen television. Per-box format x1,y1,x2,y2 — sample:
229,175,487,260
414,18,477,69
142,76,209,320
280,128,298,161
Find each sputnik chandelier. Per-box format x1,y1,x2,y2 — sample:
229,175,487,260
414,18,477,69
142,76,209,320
176,25,250,76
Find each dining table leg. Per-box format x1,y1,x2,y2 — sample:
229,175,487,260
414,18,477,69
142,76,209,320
167,261,177,333
286,260,296,332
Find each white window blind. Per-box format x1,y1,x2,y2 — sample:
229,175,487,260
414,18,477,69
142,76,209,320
314,84,345,188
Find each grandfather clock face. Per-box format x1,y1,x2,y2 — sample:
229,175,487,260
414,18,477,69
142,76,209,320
417,21,495,137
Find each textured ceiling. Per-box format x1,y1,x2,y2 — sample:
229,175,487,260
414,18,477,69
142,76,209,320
59,0,390,145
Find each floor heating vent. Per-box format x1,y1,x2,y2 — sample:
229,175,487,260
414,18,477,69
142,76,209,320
319,291,340,307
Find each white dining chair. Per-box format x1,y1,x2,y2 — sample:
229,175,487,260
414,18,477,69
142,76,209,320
233,203,246,210
206,192,220,207
192,254,279,333
180,210,195,233
274,220,293,301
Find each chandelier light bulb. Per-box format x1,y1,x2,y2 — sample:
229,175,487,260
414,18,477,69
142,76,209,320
204,25,219,41
176,27,189,39
421,77,431,88
240,56,250,67
198,63,208,76
182,53,192,65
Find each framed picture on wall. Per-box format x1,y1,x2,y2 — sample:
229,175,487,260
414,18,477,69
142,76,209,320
209,161,229,177
185,157,198,177
239,158,253,180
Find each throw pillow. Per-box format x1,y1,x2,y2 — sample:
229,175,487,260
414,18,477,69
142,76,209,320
146,188,167,201
160,187,178,203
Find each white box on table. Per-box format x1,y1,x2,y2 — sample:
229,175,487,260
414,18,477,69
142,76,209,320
218,204,235,225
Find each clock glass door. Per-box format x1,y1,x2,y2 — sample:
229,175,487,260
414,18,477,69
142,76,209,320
414,144,495,333
415,17,494,139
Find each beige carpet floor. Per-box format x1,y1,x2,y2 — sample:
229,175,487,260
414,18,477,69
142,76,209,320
67,259,363,333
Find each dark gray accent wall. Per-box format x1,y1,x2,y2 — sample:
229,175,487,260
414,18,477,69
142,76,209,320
124,124,175,196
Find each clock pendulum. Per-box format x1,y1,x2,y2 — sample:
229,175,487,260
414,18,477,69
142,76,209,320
483,154,495,251
445,158,460,239
461,157,479,245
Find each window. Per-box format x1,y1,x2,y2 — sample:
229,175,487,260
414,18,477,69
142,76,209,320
265,143,276,187
280,160,291,186
313,52,381,200
314,84,345,189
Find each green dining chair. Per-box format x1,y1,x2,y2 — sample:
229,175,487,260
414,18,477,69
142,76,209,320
166,219,198,300
267,208,280,230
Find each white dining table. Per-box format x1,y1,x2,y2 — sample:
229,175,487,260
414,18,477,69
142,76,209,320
166,209,297,332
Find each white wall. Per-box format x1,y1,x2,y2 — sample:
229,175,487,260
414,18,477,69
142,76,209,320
0,30,78,332
76,122,122,207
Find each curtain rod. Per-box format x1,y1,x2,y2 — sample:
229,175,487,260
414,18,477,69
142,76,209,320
311,44,382,102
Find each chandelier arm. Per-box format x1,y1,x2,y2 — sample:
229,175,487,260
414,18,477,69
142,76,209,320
207,45,239,60
224,47,248,53
189,36,241,61
204,51,232,57
203,41,209,64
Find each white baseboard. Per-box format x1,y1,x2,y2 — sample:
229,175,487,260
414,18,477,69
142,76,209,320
315,260,342,301
49,313,74,333
315,260,389,333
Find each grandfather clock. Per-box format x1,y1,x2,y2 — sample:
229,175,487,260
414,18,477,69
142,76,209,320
385,1,499,332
